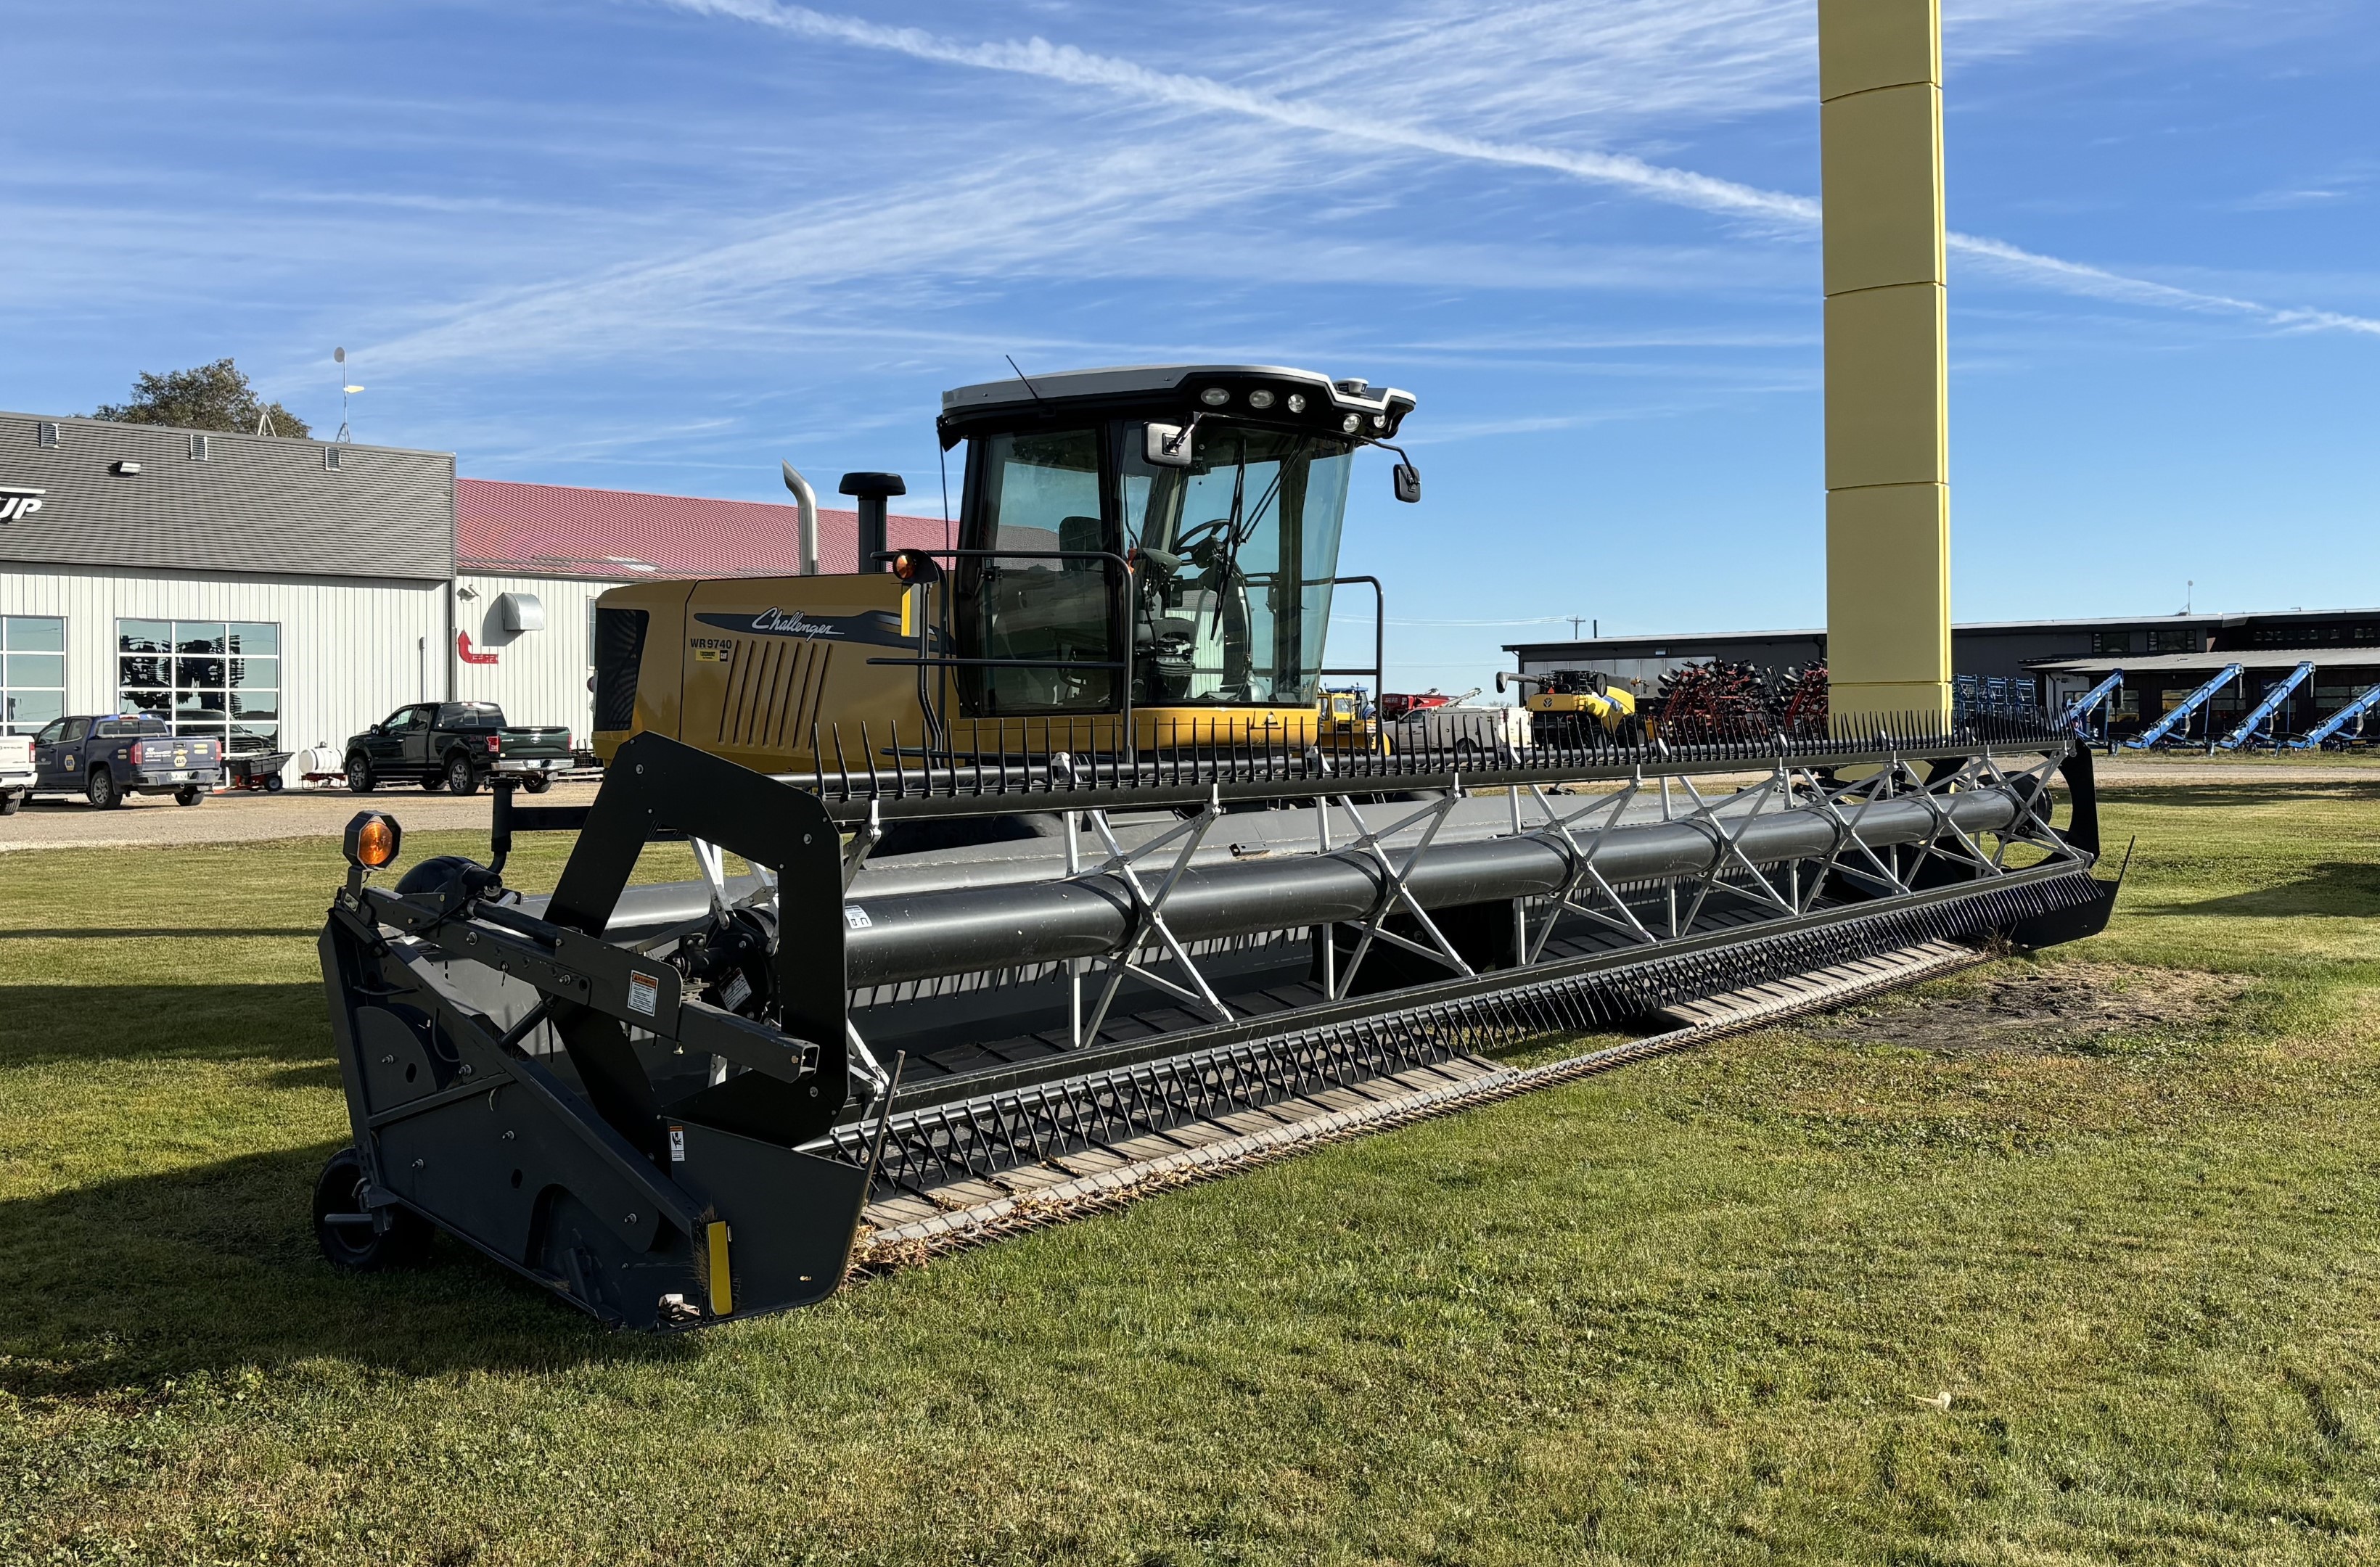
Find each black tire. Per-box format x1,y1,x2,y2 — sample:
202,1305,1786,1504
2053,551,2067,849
264,774,284,793
0,793,20,816
419,773,447,791
445,754,480,796
313,1147,432,1272
174,787,204,807
522,773,553,794
345,754,375,793
86,768,121,810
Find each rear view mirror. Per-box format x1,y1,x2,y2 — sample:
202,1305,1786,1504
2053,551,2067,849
1144,422,1194,469
1392,462,1421,503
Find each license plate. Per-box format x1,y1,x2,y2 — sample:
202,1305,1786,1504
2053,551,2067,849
169,770,189,781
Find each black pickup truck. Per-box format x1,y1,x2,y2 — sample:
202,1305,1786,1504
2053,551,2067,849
343,702,573,796
23,715,221,808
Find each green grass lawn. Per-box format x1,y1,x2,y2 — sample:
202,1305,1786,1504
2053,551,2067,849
5,786,2380,1564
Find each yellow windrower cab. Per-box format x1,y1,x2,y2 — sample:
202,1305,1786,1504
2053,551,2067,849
593,365,1419,774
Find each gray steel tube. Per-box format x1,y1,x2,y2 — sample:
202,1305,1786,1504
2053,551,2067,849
841,788,2025,987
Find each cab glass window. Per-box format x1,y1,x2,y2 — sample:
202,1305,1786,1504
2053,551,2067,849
956,429,1117,716
1119,424,1352,707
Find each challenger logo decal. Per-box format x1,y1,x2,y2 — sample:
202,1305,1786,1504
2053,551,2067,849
696,608,846,639
692,608,922,650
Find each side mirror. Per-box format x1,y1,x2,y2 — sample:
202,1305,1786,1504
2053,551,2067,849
370,724,385,736
1134,547,1184,580
1392,463,1421,503
1144,423,1194,469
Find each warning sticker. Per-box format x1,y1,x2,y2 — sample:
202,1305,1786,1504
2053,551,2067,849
627,970,661,1017
668,1125,686,1162
844,905,872,931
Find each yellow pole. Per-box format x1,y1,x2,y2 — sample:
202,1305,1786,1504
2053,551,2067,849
1821,0,1952,731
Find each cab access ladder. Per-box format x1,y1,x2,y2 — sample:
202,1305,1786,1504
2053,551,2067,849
2289,681,2380,749
2217,662,2315,749
2125,664,2242,749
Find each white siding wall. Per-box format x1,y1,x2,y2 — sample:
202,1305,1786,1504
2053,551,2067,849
0,562,446,778
451,574,628,750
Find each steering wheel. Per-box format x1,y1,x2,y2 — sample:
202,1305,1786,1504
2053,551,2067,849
1173,517,1234,563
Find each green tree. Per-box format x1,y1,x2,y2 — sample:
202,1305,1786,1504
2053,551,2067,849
91,358,312,439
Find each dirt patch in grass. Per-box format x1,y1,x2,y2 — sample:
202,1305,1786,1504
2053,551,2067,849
1806,961,2254,1056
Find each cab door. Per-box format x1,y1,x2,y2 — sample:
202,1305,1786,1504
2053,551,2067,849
41,717,91,789
30,719,68,789
398,705,440,775
364,708,415,775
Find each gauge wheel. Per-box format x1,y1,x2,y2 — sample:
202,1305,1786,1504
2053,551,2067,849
313,1147,432,1272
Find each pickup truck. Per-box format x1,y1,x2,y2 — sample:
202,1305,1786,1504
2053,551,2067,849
1,734,33,815
343,702,573,796
22,715,221,808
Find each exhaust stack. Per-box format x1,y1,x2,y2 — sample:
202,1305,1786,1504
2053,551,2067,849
780,461,820,577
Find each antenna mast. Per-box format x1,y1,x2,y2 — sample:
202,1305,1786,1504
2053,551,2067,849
333,346,361,443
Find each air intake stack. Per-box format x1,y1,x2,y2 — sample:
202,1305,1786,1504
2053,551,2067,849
839,472,907,572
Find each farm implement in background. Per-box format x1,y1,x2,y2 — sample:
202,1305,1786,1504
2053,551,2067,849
2217,662,2315,751
314,713,2118,1328
2125,664,2244,751
2290,681,2380,749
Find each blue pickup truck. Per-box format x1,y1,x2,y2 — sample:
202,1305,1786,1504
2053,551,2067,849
22,715,221,808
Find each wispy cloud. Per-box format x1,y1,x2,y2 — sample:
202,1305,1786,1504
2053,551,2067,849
656,0,2380,339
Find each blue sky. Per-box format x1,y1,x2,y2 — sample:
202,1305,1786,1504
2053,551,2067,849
4,0,2375,689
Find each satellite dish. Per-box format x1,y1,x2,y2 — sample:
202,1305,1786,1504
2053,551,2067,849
334,347,346,363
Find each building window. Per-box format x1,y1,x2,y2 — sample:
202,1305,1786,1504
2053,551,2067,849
36,421,59,449
2148,628,2194,654
2091,630,2132,657
118,619,279,755
189,433,210,461
1,616,67,736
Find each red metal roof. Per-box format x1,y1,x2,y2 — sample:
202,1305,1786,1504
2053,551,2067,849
456,477,950,580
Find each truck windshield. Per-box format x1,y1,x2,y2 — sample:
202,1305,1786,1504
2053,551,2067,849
1122,424,1352,707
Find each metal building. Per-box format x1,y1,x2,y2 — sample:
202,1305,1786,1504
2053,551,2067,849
0,411,454,776
1508,610,2380,741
